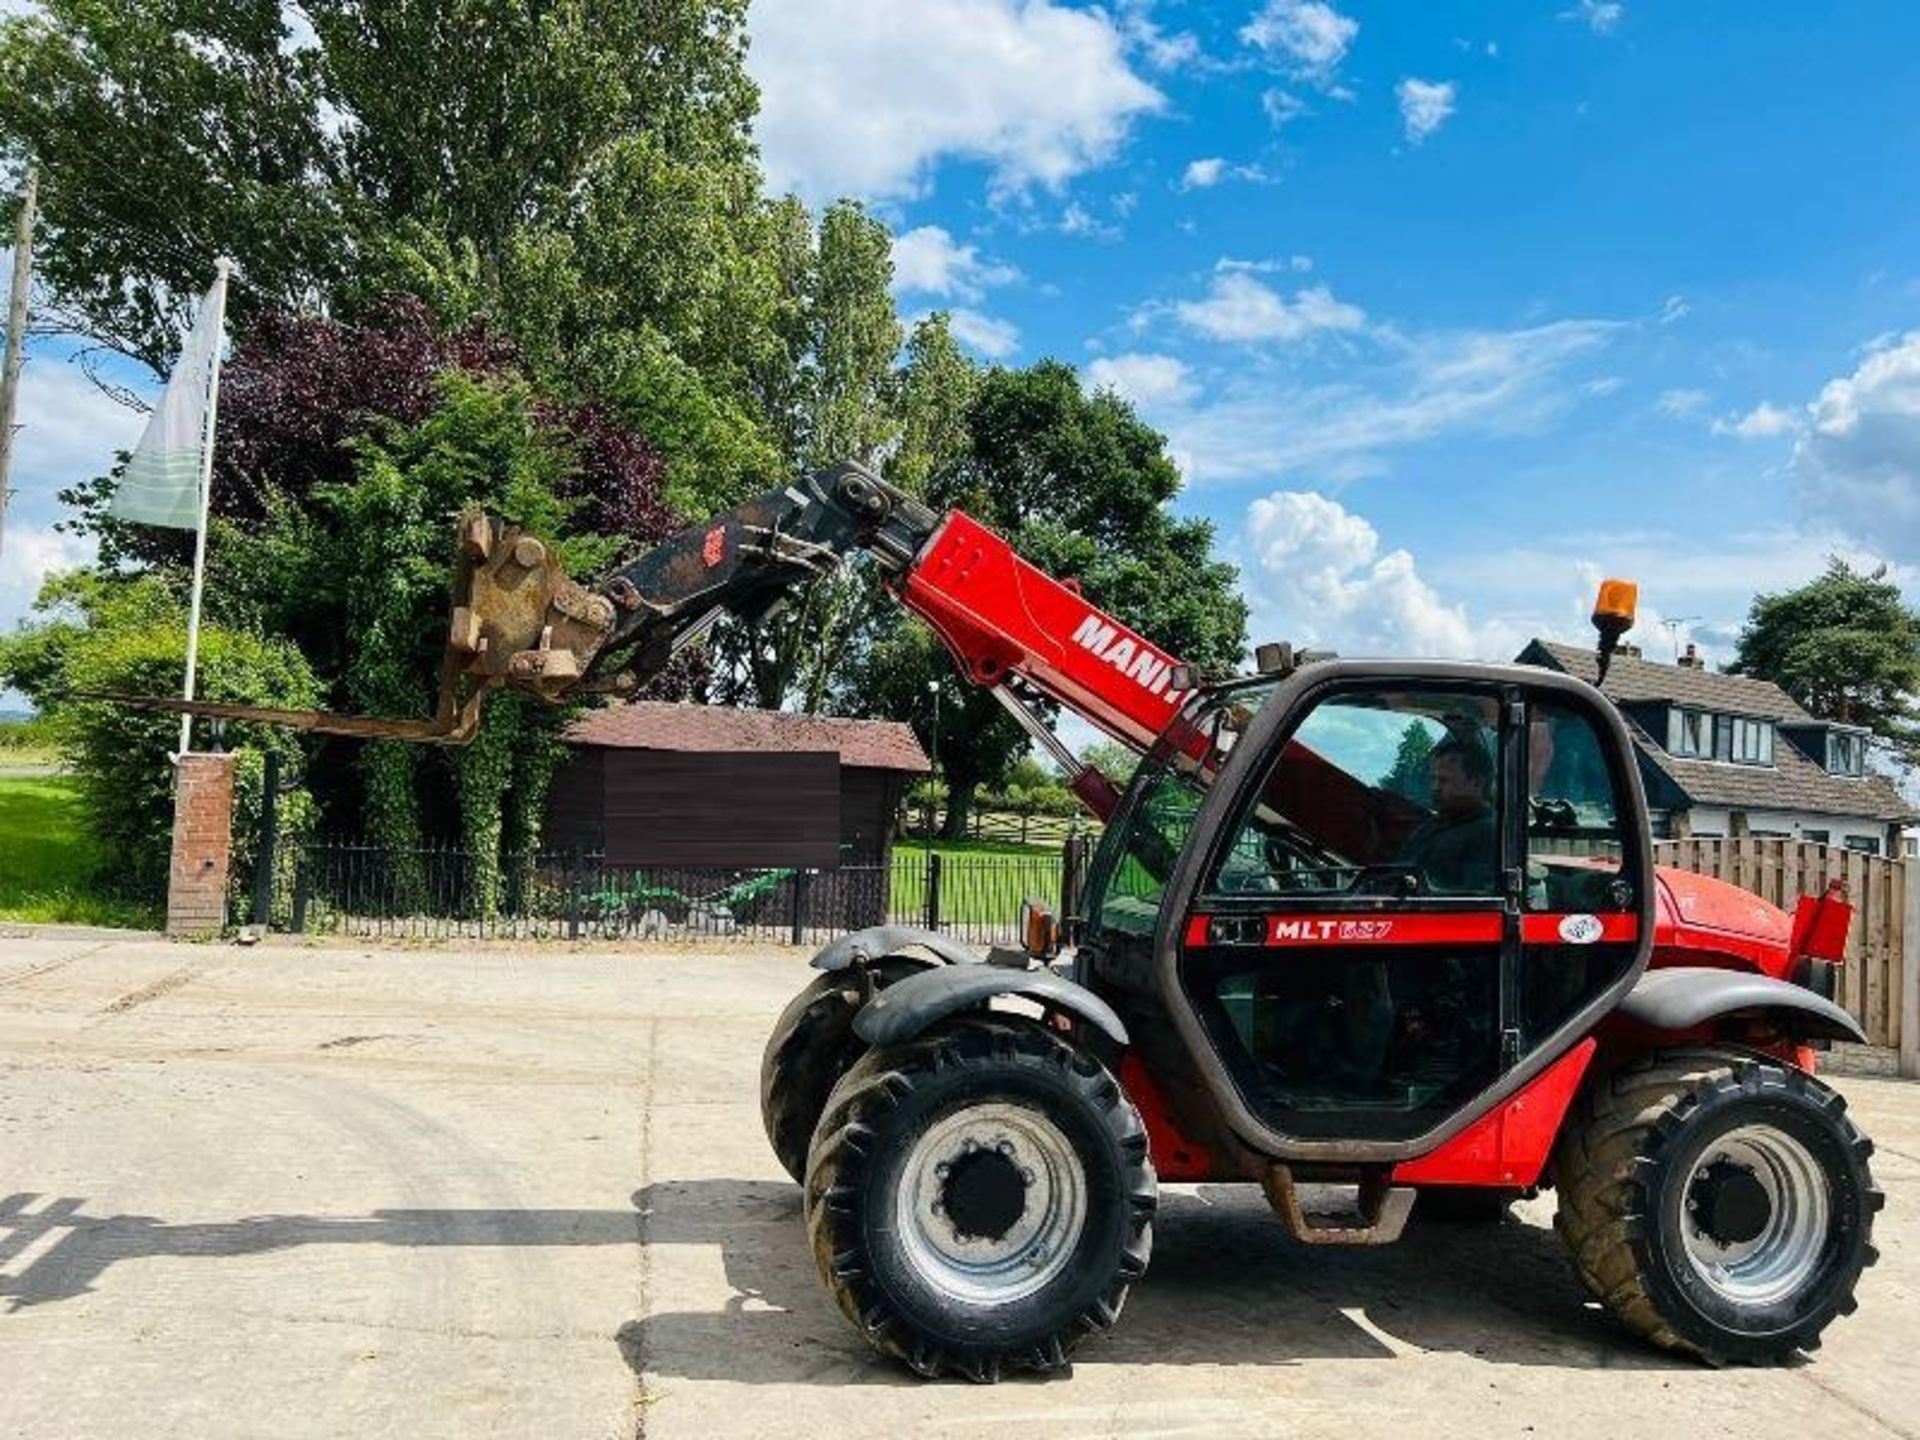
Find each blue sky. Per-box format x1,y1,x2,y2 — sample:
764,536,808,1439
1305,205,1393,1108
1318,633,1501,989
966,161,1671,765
749,0,1920,667
5,0,1920,684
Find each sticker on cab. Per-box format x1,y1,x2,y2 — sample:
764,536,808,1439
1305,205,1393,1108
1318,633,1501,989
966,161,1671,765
1558,913,1604,945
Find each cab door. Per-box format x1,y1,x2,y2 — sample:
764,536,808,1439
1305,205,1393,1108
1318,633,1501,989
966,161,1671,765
1176,680,1516,1142
1169,666,1652,1157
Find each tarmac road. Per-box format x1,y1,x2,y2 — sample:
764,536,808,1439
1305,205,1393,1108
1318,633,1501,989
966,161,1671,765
0,931,1914,1439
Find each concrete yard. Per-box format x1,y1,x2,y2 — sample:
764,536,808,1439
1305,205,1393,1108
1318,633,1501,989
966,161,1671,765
1,930,1915,1439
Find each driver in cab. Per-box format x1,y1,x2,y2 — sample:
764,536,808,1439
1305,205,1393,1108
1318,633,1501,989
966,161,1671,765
1398,734,1497,894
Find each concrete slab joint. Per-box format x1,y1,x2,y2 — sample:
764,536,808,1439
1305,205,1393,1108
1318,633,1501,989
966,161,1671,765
167,752,235,939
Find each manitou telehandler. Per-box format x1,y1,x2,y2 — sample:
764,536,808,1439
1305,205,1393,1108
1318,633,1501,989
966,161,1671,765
136,460,1880,1381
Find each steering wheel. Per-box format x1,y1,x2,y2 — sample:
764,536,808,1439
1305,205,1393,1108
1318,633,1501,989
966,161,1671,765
1530,797,1578,831
1342,863,1424,897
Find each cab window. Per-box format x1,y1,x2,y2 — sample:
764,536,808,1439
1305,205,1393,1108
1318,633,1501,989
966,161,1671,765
1204,688,1502,900
1524,700,1635,913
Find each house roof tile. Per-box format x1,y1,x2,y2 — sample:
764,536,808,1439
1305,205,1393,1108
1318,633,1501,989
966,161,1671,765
1521,640,1915,824
1525,640,1811,719
565,701,931,773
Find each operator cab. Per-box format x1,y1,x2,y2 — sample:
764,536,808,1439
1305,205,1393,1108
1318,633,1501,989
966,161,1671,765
1077,660,1654,1158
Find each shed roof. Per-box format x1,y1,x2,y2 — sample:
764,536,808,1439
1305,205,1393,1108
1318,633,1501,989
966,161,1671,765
566,701,931,773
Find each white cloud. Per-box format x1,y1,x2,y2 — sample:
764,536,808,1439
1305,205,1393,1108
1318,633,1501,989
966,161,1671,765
1792,331,1920,554
1582,376,1624,398
1178,157,1269,191
1181,157,1226,189
1059,201,1120,241
1128,317,1622,484
1169,272,1366,344
890,226,1018,302
1713,401,1800,439
1085,352,1195,407
1562,1,1624,35
946,307,1021,359
1396,78,1456,144
1660,293,1690,324
748,0,1163,200
1425,523,1908,671
4,354,148,496
0,349,149,635
1241,0,1358,84
1242,491,1518,659
1261,88,1308,128
1117,3,1200,70
1657,387,1709,418
0,522,91,632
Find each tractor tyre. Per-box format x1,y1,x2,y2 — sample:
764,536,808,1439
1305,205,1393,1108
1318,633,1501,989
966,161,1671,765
1552,1048,1881,1364
803,1013,1155,1381
760,961,921,1184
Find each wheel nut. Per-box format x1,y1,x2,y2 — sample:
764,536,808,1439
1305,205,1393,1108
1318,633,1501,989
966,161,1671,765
1019,1167,1035,1186
996,1140,1015,1157
934,1162,950,1178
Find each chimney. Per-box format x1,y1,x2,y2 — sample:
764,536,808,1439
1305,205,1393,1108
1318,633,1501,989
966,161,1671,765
1677,643,1704,671
1616,642,1641,660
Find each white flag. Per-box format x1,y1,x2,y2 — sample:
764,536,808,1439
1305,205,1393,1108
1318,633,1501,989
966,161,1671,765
109,277,227,529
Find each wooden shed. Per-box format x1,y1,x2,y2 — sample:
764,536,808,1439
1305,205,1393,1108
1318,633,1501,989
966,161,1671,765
545,701,930,868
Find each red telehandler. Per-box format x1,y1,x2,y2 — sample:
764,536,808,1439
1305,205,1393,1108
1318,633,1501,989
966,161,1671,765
135,460,1879,1381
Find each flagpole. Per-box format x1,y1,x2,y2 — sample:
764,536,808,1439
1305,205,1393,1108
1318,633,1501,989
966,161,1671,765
177,257,233,757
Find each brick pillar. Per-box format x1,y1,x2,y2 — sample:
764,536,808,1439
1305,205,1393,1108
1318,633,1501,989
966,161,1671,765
167,752,236,937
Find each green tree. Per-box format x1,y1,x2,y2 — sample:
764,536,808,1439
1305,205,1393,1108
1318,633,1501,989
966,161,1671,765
0,0,348,370
840,360,1248,837
887,313,980,495
0,0,764,375
1730,559,1920,763
1379,720,1437,802
3,574,320,907
1080,739,1141,788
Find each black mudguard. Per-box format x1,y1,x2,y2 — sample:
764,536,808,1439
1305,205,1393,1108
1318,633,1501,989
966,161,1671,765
852,964,1130,1048
809,925,981,974
1618,965,1867,1044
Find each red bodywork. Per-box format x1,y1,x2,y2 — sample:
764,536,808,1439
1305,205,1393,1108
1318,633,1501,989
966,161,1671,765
890,502,1848,1191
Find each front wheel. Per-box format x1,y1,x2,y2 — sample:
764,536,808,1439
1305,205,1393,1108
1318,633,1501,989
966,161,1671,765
760,960,922,1183
804,1014,1155,1381
1553,1049,1882,1363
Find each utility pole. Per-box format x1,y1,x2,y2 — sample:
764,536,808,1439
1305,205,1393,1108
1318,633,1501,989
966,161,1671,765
0,162,36,564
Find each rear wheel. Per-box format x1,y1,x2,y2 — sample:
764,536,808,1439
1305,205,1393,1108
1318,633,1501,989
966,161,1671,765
804,1014,1155,1381
1553,1049,1881,1363
760,961,921,1183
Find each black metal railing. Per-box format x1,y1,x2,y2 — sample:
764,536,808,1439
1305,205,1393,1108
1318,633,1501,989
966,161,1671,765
251,837,1095,948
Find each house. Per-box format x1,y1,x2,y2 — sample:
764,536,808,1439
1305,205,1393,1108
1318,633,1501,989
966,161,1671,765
545,701,930,867
1518,640,1914,854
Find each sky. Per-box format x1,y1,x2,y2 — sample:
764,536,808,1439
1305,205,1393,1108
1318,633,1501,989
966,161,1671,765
5,0,1920,695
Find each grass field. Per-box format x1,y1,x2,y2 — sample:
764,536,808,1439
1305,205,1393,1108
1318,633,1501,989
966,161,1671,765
887,838,1066,929
0,776,158,928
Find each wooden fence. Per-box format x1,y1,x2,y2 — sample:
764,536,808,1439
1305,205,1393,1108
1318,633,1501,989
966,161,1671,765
1650,838,1911,1058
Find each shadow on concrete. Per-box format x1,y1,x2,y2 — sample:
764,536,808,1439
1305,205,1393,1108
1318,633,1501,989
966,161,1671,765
0,1180,1689,1381
0,1189,640,1311
614,1177,1691,1386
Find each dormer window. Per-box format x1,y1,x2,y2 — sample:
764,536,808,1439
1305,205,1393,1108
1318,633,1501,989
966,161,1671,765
1669,708,1773,765
1720,716,1774,765
1828,730,1867,776
1670,707,1709,757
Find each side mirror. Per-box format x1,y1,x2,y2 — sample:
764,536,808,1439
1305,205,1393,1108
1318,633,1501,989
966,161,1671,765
1022,896,1060,959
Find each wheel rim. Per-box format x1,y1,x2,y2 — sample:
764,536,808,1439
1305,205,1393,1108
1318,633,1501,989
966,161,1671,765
1678,1123,1832,1307
894,1101,1088,1306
